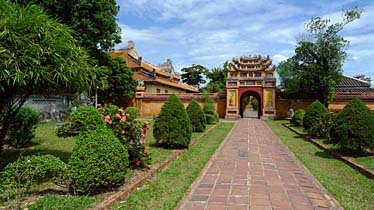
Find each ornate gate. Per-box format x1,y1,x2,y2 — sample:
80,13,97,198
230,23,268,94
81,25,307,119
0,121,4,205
225,55,276,119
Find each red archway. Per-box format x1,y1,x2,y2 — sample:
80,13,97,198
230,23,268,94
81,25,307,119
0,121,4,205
238,87,263,118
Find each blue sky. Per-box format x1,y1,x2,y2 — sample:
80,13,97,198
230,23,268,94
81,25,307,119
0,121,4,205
115,0,374,85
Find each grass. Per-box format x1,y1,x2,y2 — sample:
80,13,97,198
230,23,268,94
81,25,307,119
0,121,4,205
113,122,235,210
27,194,100,210
1,122,76,169
266,120,374,210
286,122,374,171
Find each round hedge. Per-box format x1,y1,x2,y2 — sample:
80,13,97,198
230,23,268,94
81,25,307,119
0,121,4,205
186,99,206,132
330,97,374,152
153,94,192,148
291,109,306,126
68,128,129,194
70,106,106,132
303,100,329,137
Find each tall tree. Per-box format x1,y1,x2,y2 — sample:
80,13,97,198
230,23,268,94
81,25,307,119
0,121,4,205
181,64,207,89
203,61,229,93
0,1,99,152
290,8,362,106
12,0,137,100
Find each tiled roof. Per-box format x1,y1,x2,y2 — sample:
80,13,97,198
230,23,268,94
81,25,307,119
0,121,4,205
337,76,370,88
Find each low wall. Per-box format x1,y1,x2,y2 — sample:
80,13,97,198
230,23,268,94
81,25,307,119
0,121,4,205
135,93,226,117
275,99,315,118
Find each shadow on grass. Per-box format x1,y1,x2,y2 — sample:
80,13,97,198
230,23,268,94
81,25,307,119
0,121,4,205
314,151,334,159
0,149,72,169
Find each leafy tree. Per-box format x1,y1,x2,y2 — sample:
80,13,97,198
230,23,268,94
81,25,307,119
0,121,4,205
0,1,98,152
13,0,137,102
303,100,330,137
278,8,362,105
98,55,137,104
181,64,207,89
12,0,121,57
204,67,227,93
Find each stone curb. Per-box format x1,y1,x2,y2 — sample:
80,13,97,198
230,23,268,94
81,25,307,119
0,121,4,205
283,123,374,180
93,122,221,210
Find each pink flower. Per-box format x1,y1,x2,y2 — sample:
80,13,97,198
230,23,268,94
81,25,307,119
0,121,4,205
142,133,146,139
116,113,121,119
120,117,126,122
104,115,112,124
135,159,141,166
130,140,134,145
119,109,124,113
97,104,102,107
121,130,125,134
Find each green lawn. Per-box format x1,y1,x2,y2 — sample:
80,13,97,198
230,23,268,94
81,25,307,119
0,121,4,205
1,123,76,169
113,122,235,210
287,122,374,171
266,120,374,210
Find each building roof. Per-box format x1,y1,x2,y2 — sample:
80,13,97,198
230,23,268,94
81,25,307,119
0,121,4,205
109,41,198,93
229,54,275,72
337,76,371,88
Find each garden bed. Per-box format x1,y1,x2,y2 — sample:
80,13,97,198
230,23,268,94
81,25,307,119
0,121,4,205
283,123,374,179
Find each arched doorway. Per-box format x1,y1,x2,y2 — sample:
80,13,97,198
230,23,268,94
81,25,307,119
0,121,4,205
240,91,261,118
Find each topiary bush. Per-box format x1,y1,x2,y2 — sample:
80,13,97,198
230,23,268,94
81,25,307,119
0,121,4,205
70,106,106,132
57,106,106,137
291,109,306,126
203,99,218,124
0,155,67,202
6,106,39,148
153,94,192,148
68,127,129,194
125,106,140,121
303,100,329,137
330,97,374,152
98,104,150,168
186,99,206,132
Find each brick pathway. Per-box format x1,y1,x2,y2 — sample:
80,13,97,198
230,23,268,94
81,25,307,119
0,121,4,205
177,119,341,210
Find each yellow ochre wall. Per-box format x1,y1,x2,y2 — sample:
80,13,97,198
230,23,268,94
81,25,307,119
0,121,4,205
145,83,187,94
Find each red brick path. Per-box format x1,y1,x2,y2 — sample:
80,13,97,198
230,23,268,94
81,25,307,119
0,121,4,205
177,119,341,210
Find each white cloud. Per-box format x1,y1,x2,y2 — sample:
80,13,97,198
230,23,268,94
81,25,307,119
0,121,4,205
273,54,288,63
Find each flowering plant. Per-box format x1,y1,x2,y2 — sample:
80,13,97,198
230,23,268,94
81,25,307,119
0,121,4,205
98,104,150,168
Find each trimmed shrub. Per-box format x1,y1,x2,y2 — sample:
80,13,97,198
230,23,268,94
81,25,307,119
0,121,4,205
68,128,129,194
203,100,218,124
0,155,67,201
330,97,374,152
186,99,206,132
291,109,306,126
98,104,150,168
125,106,140,121
6,106,39,148
70,106,106,132
303,100,329,137
153,94,192,148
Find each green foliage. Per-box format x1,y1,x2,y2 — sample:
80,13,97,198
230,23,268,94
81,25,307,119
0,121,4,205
203,100,219,124
203,64,227,93
68,127,129,194
98,104,150,168
5,107,39,148
303,100,329,137
251,98,259,111
153,94,192,148
186,99,206,132
98,56,137,104
70,106,106,133
0,1,98,153
181,64,207,89
277,8,362,104
13,0,121,55
0,155,67,202
291,109,306,126
125,107,140,121
330,98,374,152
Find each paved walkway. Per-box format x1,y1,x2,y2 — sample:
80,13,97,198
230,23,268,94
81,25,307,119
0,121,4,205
177,119,341,210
